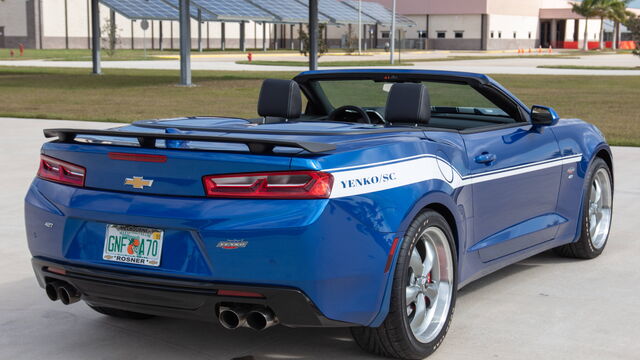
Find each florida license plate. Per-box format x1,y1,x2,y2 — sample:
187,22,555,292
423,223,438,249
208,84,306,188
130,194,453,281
103,225,164,267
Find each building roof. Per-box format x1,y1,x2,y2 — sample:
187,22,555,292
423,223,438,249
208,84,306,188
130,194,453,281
364,0,640,20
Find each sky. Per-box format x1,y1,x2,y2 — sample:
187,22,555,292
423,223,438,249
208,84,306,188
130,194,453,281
630,0,640,9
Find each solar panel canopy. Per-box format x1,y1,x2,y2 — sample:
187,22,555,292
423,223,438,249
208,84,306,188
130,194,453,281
191,0,276,22
160,0,217,21
342,0,416,27
249,0,331,24
303,0,376,25
101,0,179,20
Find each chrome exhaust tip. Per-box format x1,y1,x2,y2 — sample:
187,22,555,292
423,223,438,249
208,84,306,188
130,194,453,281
218,307,247,329
246,308,278,331
45,281,61,301
56,283,80,305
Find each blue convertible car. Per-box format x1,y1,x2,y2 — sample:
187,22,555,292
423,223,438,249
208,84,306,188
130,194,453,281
25,70,613,359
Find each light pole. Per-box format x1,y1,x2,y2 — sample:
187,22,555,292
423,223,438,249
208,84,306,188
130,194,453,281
309,0,318,70
390,0,396,64
357,0,362,54
179,0,191,86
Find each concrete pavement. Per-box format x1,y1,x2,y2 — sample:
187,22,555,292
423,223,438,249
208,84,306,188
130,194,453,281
0,52,639,75
0,118,638,359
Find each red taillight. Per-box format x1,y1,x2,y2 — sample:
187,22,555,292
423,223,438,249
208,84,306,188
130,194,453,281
37,155,86,187
203,171,333,199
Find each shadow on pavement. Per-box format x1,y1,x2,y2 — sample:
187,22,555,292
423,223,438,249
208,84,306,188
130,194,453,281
0,277,371,360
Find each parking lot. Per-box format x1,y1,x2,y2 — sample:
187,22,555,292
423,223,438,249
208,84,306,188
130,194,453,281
1,117,638,360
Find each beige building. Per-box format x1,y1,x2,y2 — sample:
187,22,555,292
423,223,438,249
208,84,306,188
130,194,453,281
372,0,638,50
0,0,276,50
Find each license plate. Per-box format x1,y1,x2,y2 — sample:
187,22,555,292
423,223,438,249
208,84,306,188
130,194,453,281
103,225,164,267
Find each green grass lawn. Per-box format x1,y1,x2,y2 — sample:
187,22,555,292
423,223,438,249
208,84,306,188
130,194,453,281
0,66,638,146
236,59,414,66
236,54,583,67
0,49,175,61
538,65,640,70
0,48,304,61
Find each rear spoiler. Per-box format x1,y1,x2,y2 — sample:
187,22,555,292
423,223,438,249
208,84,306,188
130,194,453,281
43,128,337,154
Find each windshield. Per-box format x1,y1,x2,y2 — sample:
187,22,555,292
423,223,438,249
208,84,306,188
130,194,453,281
316,79,509,117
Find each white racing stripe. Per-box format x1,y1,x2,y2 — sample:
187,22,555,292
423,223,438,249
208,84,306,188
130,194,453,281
328,154,582,199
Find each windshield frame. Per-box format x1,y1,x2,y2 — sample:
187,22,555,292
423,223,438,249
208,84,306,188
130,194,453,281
293,70,530,126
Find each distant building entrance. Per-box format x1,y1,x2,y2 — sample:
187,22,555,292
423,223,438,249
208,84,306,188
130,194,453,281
0,27,5,48
540,20,566,48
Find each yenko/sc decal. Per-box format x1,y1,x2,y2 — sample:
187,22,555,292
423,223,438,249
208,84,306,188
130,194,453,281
340,173,397,189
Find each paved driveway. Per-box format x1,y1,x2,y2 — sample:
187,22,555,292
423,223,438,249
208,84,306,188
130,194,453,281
0,118,638,359
1,53,639,75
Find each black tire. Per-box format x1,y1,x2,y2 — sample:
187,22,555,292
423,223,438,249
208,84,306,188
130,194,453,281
555,157,613,259
351,210,457,360
89,305,155,320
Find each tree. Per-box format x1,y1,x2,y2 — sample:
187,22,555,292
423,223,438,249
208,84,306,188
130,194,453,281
608,1,633,50
572,0,599,51
592,0,619,49
625,15,640,57
344,24,358,54
298,24,328,58
101,18,121,57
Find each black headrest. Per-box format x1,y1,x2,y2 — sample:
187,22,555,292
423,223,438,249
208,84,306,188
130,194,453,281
257,79,302,119
384,83,431,124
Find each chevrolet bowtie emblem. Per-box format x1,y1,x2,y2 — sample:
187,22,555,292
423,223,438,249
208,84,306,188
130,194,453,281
124,176,154,189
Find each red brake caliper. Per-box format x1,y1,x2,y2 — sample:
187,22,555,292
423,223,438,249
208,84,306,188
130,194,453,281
424,272,432,307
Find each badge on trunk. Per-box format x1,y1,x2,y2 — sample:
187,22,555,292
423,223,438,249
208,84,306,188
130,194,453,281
125,176,154,189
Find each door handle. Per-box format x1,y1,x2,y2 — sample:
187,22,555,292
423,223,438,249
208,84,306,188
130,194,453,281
475,153,496,164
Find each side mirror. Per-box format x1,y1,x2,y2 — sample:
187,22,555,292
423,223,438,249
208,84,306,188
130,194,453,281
531,105,559,126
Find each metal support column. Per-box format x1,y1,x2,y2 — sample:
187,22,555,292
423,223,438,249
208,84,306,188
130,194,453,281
221,22,226,50
109,10,116,51
90,0,101,74
273,24,278,49
299,22,303,51
86,0,91,49
262,22,267,51
290,24,294,50
64,0,69,49
179,0,191,86
197,9,202,52
390,0,396,64
240,21,246,51
357,0,362,54
159,21,164,50
309,0,318,70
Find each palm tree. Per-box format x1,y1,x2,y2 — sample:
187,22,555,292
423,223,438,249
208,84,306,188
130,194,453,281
608,1,633,50
625,14,640,57
572,0,599,50
593,0,618,49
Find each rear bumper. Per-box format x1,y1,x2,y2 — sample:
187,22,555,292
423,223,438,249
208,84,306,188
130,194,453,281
25,178,400,326
32,257,352,327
